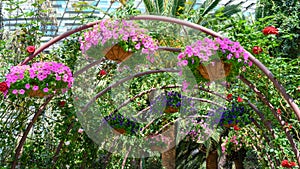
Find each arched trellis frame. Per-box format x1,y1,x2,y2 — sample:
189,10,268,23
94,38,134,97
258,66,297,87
12,15,299,168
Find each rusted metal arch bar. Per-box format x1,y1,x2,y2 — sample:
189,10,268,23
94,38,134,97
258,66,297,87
11,96,53,169
248,102,285,155
92,78,282,165
50,84,227,167
129,15,300,121
239,75,300,165
20,15,299,121
80,69,180,114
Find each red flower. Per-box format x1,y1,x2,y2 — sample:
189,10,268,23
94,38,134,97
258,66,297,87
233,125,240,131
226,94,233,100
289,125,293,129
282,160,297,168
26,46,35,53
262,26,279,35
252,46,263,54
99,70,107,76
289,162,296,167
0,82,8,93
282,160,290,167
59,101,66,107
277,108,281,115
237,96,243,102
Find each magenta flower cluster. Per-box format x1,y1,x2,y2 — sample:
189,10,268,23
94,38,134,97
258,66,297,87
5,62,73,96
79,19,159,63
177,37,253,67
182,118,213,143
221,135,243,155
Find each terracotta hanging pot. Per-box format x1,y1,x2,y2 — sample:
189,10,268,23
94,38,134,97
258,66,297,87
113,128,126,135
197,60,232,81
28,89,49,98
223,123,236,128
164,106,179,114
104,44,133,63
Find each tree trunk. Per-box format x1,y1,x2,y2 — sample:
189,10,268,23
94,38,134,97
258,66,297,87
162,147,176,169
233,148,246,169
234,159,244,169
206,150,218,169
161,124,176,169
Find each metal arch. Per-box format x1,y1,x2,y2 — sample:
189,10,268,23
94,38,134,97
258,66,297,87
19,15,299,122
128,15,300,121
17,15,300,165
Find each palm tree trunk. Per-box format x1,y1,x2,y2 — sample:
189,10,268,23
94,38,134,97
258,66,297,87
206,150,218,169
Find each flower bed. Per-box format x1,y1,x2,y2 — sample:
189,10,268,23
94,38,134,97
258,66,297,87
4,62,73,98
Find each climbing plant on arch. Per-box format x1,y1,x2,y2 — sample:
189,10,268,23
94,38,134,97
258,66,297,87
1,15,299,169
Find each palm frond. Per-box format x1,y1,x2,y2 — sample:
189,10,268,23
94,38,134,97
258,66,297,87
143,0,155,13
201,0,222,17
155,0,164,14
222,4,241,17
171,0,186,16
183,0,197,14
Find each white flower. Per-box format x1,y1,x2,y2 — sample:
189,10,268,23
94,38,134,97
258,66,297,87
65,141,70,146
78,128,84,134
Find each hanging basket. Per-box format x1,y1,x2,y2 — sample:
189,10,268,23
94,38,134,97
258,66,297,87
28,89,49,98
104,44,133,63
223,123,236,128
164,106,179,114
113,128,126,135
197,60,232,81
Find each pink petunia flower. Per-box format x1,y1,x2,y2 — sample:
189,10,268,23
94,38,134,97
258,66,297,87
33,85,39,91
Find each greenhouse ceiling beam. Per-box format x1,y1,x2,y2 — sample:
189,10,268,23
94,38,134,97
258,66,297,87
54,0,70,36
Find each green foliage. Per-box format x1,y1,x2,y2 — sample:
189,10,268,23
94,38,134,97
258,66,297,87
0,0,299,168
112,0,141,19
256,0,300,59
